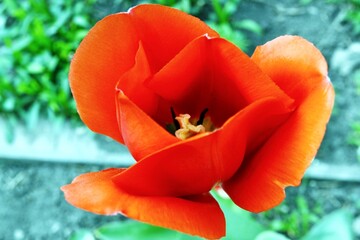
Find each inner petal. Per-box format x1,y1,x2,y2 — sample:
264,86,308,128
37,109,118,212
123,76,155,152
116,41,158,117
146,36,294,130
146,36,211,122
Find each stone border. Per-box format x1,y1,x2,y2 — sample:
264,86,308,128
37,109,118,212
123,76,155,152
305,159,360,182
1,119,360,182
0,119,134,166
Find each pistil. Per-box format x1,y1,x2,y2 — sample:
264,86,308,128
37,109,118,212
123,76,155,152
175,114,206,140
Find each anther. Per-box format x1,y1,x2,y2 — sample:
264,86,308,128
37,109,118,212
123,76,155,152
197,108,209,125
171,107,180,130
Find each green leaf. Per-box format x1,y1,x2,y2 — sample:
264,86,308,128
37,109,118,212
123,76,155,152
213,191,266,240
235,19,263,35
255,231,291,240
27,62,44,74
10,36,32,51
69,229,95,240
211,0,229,23
3,98,15,111
301,209,354,240
207,22,248,51
73,15,90,28
95,221,200,240
223,1,238,16
299,0,313,5
47,10,71,35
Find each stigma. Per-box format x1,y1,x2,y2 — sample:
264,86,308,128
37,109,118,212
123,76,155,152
175,114,206,140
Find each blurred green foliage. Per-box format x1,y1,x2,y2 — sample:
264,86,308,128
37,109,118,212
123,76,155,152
344,0,360,35
328,0,360,35
0,0,97,126
258,195,322,238
151,0,263,50
349,122,360,146
150,0,207,16
207,0,262,50
347,55,360,161
349,121,360,161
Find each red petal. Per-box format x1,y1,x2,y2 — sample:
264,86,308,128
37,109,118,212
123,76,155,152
112,133,219,197
251,35,328,102
208,38,293,126
148,36,293,126
113,97,293,197
116,41,158,118
70,4,219,143
129,4,219,72
223,81,334,212
61,169,225,239
218,97,293,180
69,13,139,143
116,91,179,161
146,35,210,120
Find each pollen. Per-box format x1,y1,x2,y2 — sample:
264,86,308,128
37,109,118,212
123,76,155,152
175,114,206,140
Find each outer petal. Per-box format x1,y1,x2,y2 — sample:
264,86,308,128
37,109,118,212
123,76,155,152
218,98,294,173
223,81,334,212
61,169,225,239
70,4,219,143
148,36,293,126
113,132,218,197
69,13,139,143
113,98,293,197
251,35,328,103
129,4,219,72
116,91,179,161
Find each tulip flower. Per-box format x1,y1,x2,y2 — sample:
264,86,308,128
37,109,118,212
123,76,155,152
61,4,334,239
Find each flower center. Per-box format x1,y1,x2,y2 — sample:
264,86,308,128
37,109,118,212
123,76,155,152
175,114,206,140
167,108,215,140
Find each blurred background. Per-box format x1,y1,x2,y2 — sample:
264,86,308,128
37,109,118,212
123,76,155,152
1,0,360,239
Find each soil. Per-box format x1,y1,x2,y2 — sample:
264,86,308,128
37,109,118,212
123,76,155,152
1,0,360,240
0,161,121,240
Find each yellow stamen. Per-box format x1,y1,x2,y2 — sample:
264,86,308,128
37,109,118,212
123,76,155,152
175,114,205,140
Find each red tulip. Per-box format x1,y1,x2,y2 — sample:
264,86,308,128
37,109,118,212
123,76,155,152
61,4,334,239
